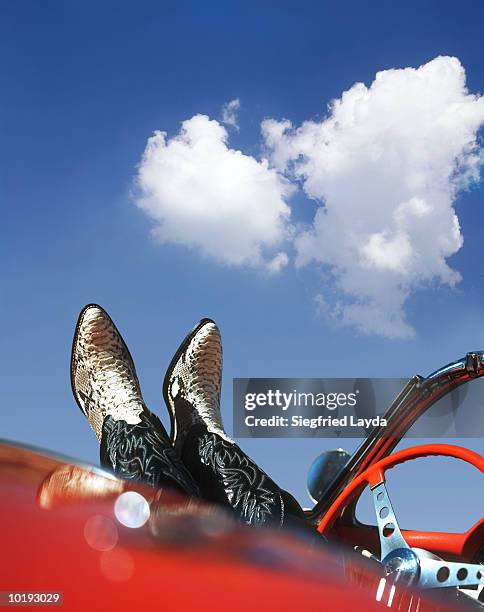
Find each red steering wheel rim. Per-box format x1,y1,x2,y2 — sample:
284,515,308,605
317,443,484,536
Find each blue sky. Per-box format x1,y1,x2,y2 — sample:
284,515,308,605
1,1,483,531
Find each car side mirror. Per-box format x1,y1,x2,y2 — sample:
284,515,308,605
307,449,351,503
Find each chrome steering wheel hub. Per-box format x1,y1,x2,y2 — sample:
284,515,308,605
382,548,420,587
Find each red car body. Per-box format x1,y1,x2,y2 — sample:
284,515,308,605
2,352,483,611
0,442,464,612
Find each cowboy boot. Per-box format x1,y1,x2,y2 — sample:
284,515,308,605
71,304,199,496
163,318,305,528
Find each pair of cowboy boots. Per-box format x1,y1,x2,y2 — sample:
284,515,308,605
70,305,305,529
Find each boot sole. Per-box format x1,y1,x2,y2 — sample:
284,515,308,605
70,303,141,422
162,318,216,446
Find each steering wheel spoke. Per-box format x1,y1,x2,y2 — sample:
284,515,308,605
417,557,484,589
371,480,409,561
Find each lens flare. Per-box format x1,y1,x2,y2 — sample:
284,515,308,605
84,515,118,551
114,491,150,529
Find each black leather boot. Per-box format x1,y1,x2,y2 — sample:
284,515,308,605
163,318,306,528
71,304,199,496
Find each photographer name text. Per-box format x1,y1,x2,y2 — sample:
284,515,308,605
244,414,386,429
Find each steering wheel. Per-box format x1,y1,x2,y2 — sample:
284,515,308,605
317,444,484,590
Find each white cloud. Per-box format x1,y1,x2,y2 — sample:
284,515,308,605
135,114,292,267
262,56,484,338
266,251,289,273
221,98,241,130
